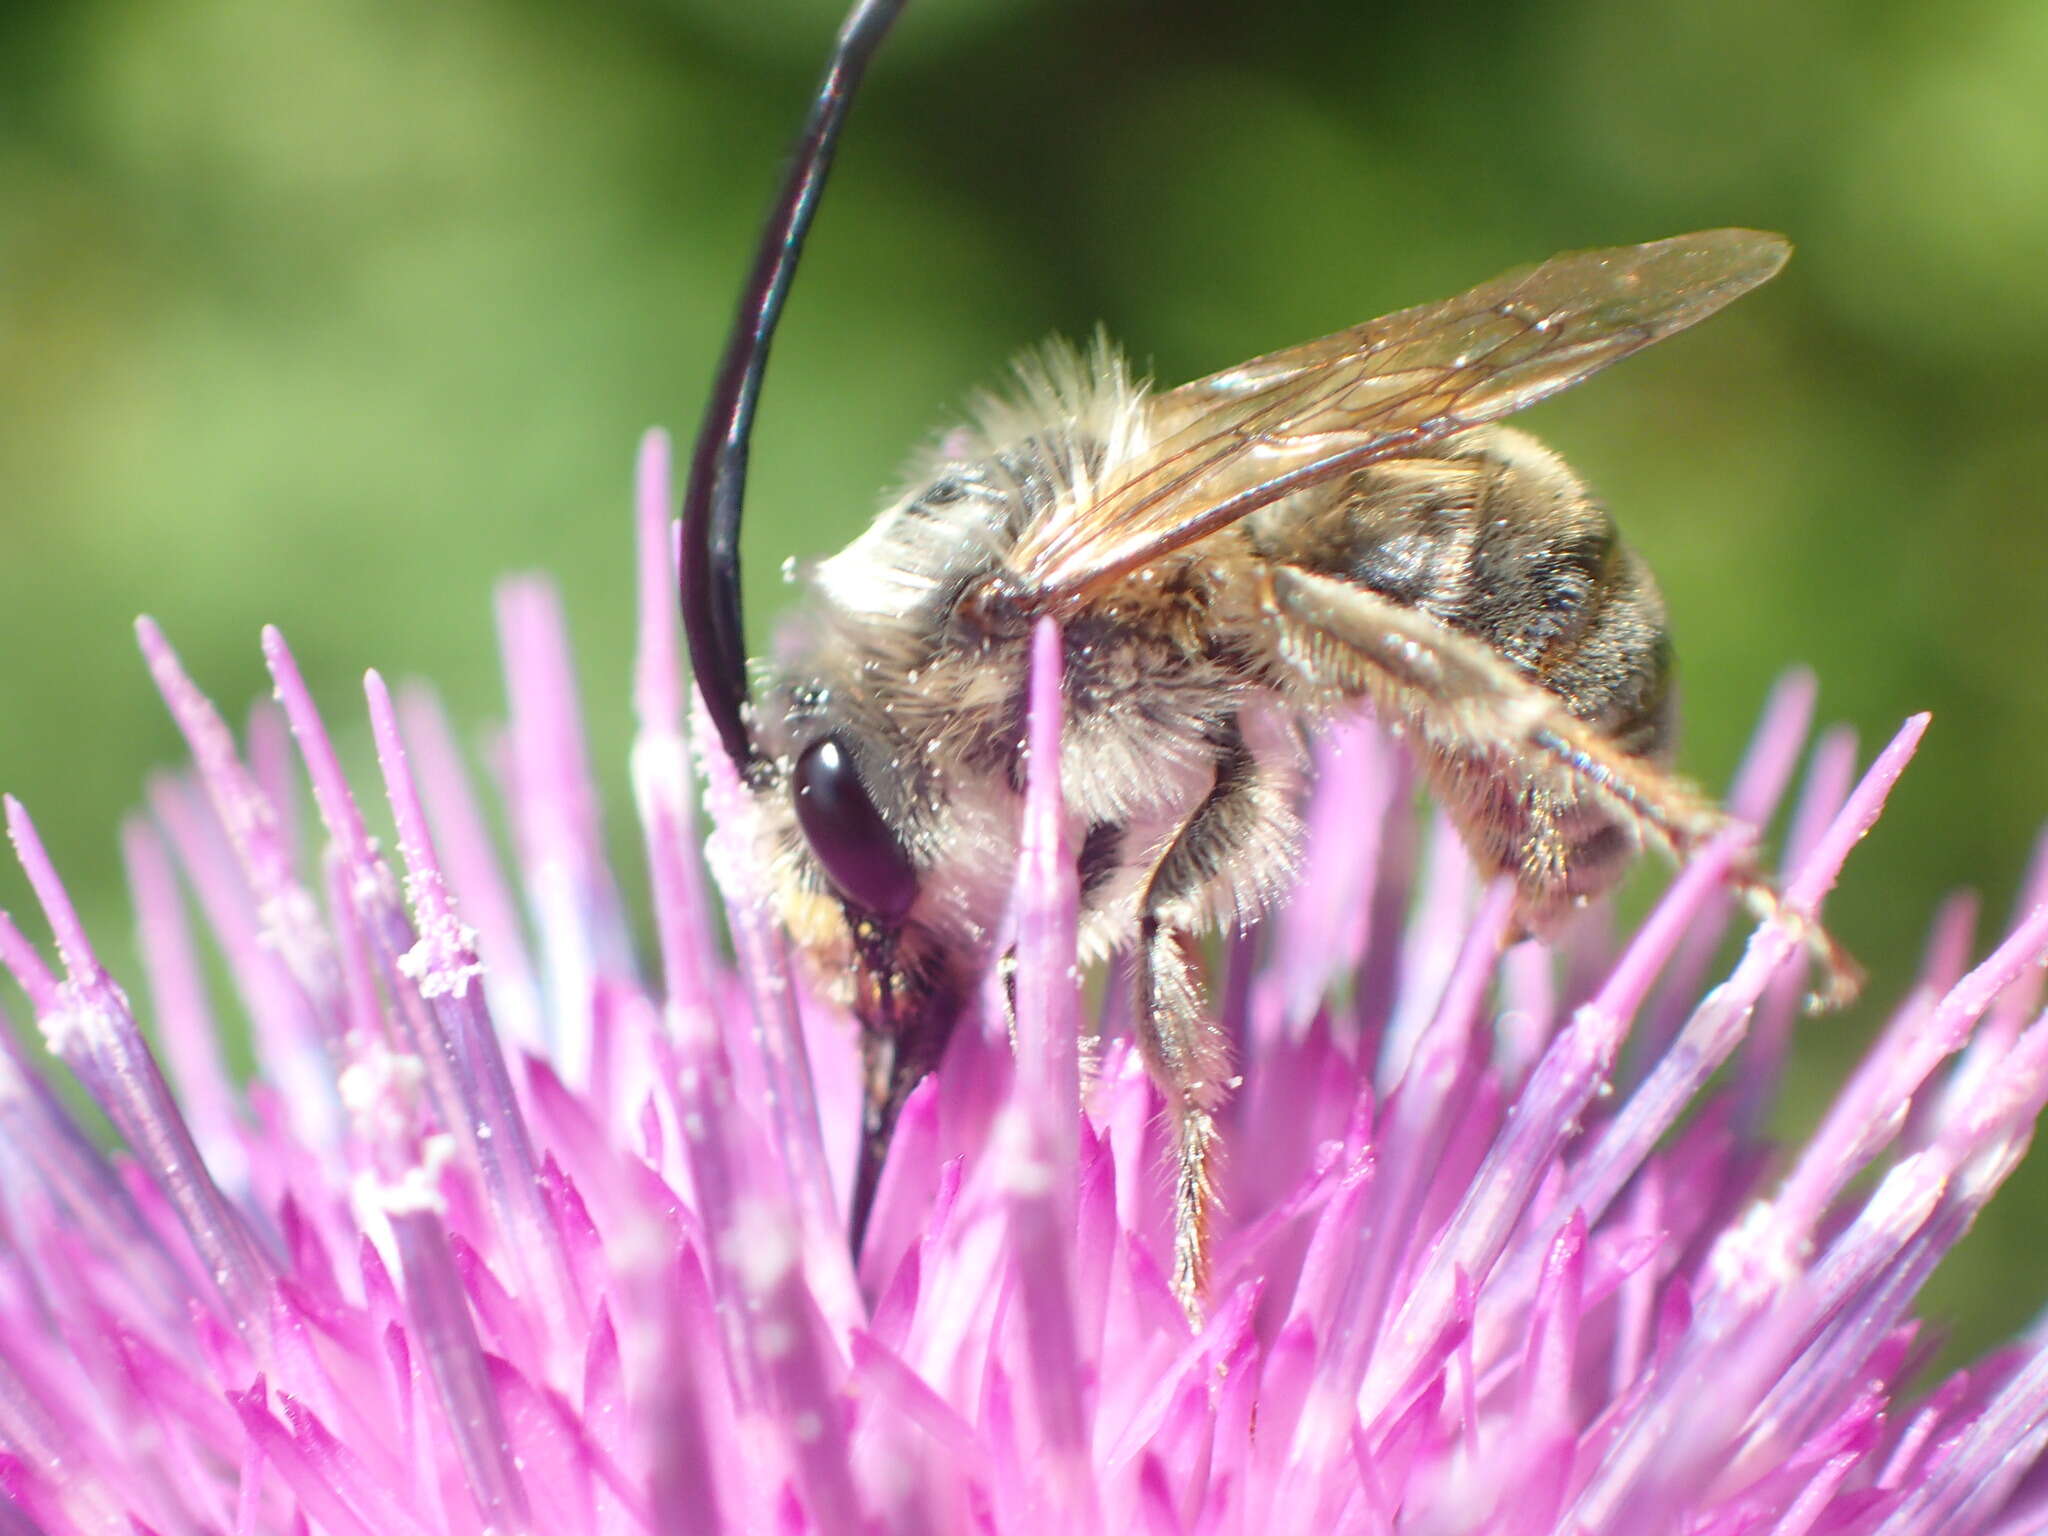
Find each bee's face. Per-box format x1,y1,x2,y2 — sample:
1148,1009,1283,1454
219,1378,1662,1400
745,587,1035,1010
738,520,1047,1241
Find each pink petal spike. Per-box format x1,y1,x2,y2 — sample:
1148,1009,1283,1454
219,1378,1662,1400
1729,668,1819,826
274,1393,436,1536
1784,725,1861,875
364,672,483,1004
1778,896,2048,1233
1783,713,1929,915
632,427,682,737
1329,884,1514,1419
695,707,843,1311
123,816,246,1187
147,773,341,1146
1271,712,1401,1033
1522,1212,1587,1419
1003,619,1094,1526
246,699,302,866
262,628,375,870
6,795,102,981
1988,825,2048,1035
1013,618,1082,1160
395,683,546,1055
5,797,277,1333
495,578,632,1091
130,628,350,1144
645,1244,739,1534
386,1210,531,1531
0,906,59,1012
628,437,720,1058
303,662,575,1353
1642,670,1818,1056
137,620,305,923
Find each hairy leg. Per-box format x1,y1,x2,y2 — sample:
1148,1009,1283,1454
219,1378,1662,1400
1132,713,1304,1318
1268,564,1860,1009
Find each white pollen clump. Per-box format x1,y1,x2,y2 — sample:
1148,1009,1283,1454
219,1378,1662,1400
424,954,485,1000
338,1046,426,1119
396,919,485,999
255,888,326,950
358,1132,457,1218
36,998,91,1056
1706,1200,1805,1303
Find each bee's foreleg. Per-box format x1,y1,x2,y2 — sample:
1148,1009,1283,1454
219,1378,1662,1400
848,955,963,1265
849,1027,904,1260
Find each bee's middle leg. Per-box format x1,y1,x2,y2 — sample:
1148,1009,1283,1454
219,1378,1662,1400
1133,713,1303,1321
1135,909,1225,1321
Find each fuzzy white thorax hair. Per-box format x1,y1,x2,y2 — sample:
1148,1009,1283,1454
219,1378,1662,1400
806,335,1155,625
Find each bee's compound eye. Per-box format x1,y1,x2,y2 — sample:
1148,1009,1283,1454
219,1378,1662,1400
791,735,918,922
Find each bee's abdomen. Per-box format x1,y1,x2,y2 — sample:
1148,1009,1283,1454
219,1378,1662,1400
1267,425,1674,763
1451,430,1674,762
1518,540,1674,762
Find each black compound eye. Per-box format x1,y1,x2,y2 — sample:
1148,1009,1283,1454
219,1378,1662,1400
791,735,918,921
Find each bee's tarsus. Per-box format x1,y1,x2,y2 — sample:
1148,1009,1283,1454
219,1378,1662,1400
1731,869,1864,1014
1171,1107,1219,1326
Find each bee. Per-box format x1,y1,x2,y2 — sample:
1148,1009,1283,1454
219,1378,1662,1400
678,0,1857,1314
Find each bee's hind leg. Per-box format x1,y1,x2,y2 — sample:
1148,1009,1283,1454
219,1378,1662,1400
1520,722,1864,1011
1267,564,1862,1013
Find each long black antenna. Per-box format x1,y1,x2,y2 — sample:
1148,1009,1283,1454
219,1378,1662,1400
679,0,909,772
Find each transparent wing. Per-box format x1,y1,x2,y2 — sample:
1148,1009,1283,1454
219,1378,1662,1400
1004,229,1790,603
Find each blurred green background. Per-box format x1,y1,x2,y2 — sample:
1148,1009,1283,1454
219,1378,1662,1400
3,0,2046,1356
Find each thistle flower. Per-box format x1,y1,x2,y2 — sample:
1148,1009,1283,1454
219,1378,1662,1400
2,433,2047,1536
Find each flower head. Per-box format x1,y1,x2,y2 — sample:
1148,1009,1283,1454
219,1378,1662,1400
2,431,2047,1533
